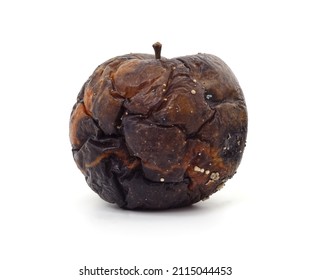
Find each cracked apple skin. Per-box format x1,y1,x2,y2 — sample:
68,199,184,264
69,52,247,210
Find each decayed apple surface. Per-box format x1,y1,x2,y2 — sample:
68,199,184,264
70,43,247,210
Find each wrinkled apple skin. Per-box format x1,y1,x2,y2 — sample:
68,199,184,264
70,52,247,210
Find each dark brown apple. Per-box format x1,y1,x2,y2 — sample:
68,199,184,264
69,43,247,210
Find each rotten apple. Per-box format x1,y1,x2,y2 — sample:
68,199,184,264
69,42,247,210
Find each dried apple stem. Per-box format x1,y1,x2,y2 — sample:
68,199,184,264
152,42,162,59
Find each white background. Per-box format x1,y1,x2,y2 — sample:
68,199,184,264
1,0,310,279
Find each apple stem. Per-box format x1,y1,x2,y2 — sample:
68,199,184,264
152,42,162,59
